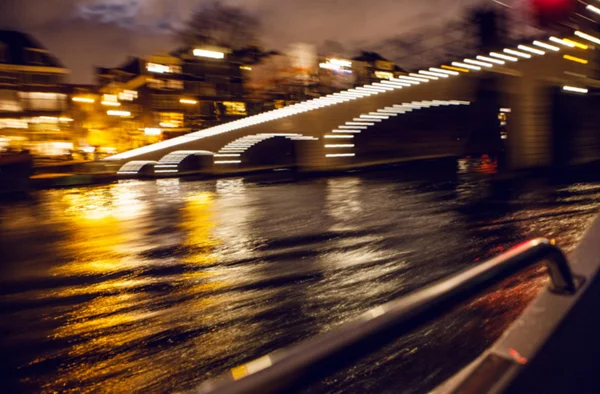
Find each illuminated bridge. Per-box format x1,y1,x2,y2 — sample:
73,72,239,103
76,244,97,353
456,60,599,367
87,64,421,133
106,29,600,177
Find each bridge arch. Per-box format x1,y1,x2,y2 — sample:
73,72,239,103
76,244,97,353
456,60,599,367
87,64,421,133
214,133,319,169
154,150,214,175
322,100,472,162
117,160,158,176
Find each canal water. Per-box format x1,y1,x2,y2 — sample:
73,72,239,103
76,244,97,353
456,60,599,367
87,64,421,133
0,168,598,393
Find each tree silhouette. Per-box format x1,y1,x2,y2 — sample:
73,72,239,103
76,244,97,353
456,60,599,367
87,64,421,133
178,1,261,50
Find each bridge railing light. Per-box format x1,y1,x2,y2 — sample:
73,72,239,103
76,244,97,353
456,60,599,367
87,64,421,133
563,55,588,64
563,86,588,94
419,70,448,78
430,67,459,75
411,72,438,80
586,4,600,16
442,65,469,73
397,76,428,82
452,62,481,70
490,52,518,62
381,81,410,87
325,144,355,148
518,45,545,55
346,122,375,126
339,125,368,129
562,39,588,50
504,49,531,58
476,55,505,65
533,41,560,51
549,37,575,47
574,31,600,45
464,59,492,67
215,160,242,164
360,115,388,119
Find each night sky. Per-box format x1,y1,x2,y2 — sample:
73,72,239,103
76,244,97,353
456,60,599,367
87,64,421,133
0,0,505,83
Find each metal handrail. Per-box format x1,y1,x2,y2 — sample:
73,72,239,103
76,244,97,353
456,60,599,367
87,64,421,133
195,238,578,394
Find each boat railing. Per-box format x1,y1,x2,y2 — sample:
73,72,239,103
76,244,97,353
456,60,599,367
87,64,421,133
194,238,581,394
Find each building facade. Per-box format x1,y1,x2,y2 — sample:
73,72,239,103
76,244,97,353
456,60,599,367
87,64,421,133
0,30,73,156
92,46,248,151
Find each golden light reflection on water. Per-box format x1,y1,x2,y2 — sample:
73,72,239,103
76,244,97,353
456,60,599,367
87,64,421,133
181,191,220,257
5,176,600,394
49,182,151,276
33,183,247,393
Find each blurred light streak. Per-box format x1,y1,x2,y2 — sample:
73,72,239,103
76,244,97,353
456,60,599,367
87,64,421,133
563,55,588,64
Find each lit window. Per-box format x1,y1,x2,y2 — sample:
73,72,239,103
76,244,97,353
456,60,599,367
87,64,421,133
222,101,247,116
147,63,181,74
374,71,394,80
193,49,225,59
18,92,67,111
148,78,165,89
0,118,28,129
118,90,138,101
147,63,170,73
167,80,184,90
158,112,184,128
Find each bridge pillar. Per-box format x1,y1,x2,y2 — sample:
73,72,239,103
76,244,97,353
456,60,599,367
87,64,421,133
295,140,328,171
506,77,553,169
